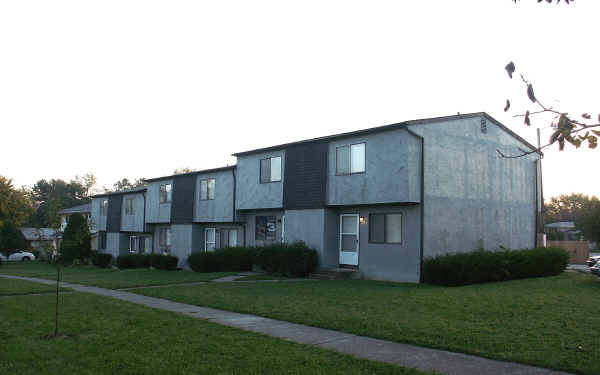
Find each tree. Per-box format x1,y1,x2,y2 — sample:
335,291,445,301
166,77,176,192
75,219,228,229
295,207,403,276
173,167,196,175
60,213,91,264
112,178,145,191
28,179,90,228
0,176,34,228
544,194,600,224
499,60,599,158
0,221,28,258
577,202,600,243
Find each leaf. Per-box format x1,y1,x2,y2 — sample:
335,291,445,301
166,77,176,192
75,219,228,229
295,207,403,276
504,99,510,112
524,110,531,126
527,84,536,103
505,62,515,79
558,137,565,151
582,113,591,119
592,130,600,136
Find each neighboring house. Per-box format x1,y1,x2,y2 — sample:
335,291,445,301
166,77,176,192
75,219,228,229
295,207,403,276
545,221,584,241
19,228,61,252
91,112,542,282
58,202,95,249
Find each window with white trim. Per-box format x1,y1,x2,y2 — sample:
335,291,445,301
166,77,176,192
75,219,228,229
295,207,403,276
369,213,402,243
200,178,216,200
129,236,138,253
336,143,365,175
159,227,171,253
125,197,135,215
205,228,216,251
160,184,172,203
100,200,108,216
220,229,238,248
260,156,282,183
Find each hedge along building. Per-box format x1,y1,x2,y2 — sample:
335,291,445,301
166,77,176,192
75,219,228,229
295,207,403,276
91,112,542,282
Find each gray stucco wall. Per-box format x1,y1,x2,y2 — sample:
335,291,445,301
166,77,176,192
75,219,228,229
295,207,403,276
105,232,124,259
170,224,193,267
236,150,285,210
194,170,235,222
326,128,421,206
120,193,145,232
407,115,540,257
91,198,107,232
284,209,327,265
145,180,172,223
243,210,284,246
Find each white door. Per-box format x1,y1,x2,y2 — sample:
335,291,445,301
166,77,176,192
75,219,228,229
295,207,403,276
205,228,216,251
339,214,359,266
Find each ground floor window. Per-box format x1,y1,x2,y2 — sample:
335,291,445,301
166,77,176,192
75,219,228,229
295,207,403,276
159,227,171,254
129,236,138,253
220,228,238,248
369,213,402,243
99,231,107,250
256,216,276,241
205,228,216,251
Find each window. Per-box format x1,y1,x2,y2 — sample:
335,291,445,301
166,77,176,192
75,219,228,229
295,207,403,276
159,227,171,253
369,213,402,243
200,178,216,200
100,200,108,216
220,229,238,248
260,156,282,183
255,216,277,241
160,184,172,203
336,143,365,175
125,197,135,215
129,236,138,253
205,228,216,251
99,231,107,250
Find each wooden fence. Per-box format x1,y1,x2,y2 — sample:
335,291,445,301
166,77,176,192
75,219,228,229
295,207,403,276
547,240,589,264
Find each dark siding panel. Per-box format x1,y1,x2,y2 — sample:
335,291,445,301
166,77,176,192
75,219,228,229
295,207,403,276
107,195,122,232
283,142,328,209
171,174,195,224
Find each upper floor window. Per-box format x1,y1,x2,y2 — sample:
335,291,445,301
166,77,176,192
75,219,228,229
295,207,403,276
369,213,402,244
336,143,365,175
125,197,135,215
200,178,216,200
100,199,108,216
160,184,172,203
260,156,282,183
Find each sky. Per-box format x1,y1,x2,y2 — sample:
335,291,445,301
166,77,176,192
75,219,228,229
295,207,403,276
1,0,598,199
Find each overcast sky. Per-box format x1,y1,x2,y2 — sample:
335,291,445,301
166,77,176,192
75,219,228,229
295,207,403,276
1,0,598,198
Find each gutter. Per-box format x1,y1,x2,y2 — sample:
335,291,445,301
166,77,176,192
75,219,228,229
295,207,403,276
405,126,425,283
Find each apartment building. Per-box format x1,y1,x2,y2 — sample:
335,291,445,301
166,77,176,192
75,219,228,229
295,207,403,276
91,112,542,282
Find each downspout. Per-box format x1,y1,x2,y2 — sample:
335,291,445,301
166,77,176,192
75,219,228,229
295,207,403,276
405,127,425,283
534,161,539,248
233,167,246,246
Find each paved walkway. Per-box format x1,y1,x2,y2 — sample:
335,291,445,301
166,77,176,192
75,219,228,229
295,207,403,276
0,274,570,375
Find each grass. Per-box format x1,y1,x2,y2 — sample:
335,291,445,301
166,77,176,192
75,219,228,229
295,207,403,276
133,272,600,375
0,278,69,296
0,292,429,375
0,261,235,289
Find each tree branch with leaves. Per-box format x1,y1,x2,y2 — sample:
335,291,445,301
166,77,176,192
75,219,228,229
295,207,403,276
499,61,599,158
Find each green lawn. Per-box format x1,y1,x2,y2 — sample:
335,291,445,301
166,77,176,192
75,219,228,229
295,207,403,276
0,278,69,296
0,292,429,375
0,262,234,289
133,272,600,375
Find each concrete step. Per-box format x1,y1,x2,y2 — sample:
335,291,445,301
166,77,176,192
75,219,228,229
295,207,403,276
309,268,362,280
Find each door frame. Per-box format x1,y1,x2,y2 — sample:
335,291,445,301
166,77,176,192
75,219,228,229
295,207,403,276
339,214,359,266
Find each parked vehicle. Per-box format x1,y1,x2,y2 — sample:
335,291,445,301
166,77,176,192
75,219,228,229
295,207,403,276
590,262,600,277
0,250,36,262
587,256,600,267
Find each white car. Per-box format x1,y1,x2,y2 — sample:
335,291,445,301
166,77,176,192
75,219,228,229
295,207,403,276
0,250,36,262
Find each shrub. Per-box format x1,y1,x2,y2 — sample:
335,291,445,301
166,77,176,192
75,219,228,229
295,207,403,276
188,247,255,272
255,241,318,277
188,251,219,272
155,255,179,270
422,247,570,286
92,252,113,268
117,254,149,269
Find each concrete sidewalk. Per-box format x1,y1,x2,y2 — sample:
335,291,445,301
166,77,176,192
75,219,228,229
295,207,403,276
0,274,570,375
